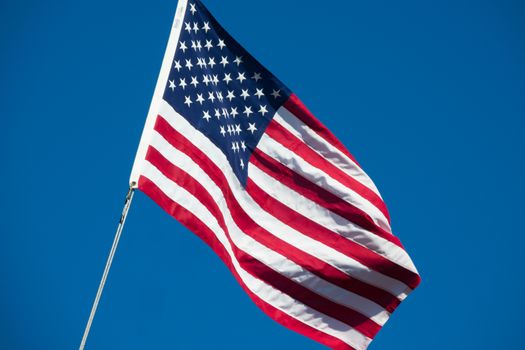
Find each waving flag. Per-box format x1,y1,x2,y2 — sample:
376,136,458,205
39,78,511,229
130,1,420,349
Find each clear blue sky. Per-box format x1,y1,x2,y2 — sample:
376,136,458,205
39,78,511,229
1,0,524,349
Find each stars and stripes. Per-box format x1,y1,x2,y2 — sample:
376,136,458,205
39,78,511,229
130,1,420,349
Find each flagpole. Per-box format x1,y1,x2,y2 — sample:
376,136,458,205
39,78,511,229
79,183,136,350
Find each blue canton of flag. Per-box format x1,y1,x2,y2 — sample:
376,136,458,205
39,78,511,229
163,0,290,186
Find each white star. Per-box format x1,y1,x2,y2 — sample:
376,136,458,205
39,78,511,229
227,125,234,136
202,74,210,86
271,89,281,99
234,56,243,66
254,88,264,99
191,40,198,51
232,141,239,152
236,72,246,83
216,91,224,102
204,39,213,51
252,72,262,82
215,108,221,118
220,126,226,136
208,57,216,68
184,95,193,107
184,22,192,33
243,105,253,117
240,140,246,151
185,59,193,70
196,93,205,105
174,60,182,71
189,3,197,15
202,110,211,121
226,90,235,101
193,22,199,33
230,107,239,118
240,89,250,100
179,41,188,53
258,105,268,116
247,122,257,134
217,39,226,50
202,22,211,33
212,74,219,85
179,78,187,89
240,159,245,169
190,76,199,88
168,80,176,91
222,108,230,118
196,40,202,51
235,124,242,135
196,57,206,69
220,56,229,67
223,73,232,84
208,91,216,102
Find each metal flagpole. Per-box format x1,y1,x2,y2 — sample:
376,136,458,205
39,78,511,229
79,183,136,350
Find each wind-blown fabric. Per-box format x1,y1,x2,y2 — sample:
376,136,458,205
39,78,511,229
130,1,420,349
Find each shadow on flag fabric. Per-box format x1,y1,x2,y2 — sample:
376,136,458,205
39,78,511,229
130,1,421,349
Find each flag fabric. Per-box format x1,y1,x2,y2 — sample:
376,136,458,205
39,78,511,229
130,1,420,349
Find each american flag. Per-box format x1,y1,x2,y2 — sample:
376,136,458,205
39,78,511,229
130,1,420,349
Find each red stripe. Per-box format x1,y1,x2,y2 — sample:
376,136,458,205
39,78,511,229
153,115,401,312
284,94,359,165
138,176,356,350
250,148,404,249
244,256,381,338
145,146,228,233
265,119,391,223
246,178,421,290
149,120,384,337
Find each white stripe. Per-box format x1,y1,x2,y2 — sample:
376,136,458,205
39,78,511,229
140,160,372,350
149,131,390,325
274,106,381,197
154,100,409,298
257,133,392,234
249,163,418,274
240,268,372,350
